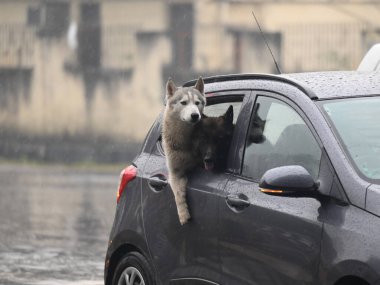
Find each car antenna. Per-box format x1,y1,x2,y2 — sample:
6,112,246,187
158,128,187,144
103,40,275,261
251,11,282,74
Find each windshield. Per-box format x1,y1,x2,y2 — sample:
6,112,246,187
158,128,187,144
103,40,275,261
321,96,380,182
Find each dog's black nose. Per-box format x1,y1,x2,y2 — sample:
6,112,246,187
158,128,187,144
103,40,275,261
191,113,199,121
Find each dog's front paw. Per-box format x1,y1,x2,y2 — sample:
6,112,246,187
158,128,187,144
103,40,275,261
179,211,191,225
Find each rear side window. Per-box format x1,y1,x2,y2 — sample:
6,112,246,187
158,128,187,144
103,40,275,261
158,95,243,144
204,101,242,124
158,94,244,171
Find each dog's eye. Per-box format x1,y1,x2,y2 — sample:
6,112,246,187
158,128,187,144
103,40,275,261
195,101,200,105
180,101,187,105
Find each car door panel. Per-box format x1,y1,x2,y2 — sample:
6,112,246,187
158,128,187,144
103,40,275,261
218,93,325,285
142,146,224,284
219,176,323,285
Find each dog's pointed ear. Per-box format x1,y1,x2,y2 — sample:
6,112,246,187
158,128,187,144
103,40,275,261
166,77,177,99
194,76,204,95
223,105,234,125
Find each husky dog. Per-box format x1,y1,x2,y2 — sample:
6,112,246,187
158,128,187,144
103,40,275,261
162,77,206,225
196,105,234,172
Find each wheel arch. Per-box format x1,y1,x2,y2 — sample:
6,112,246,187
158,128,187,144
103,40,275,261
106,243,148,285
323,259,378,285
334,275,370,285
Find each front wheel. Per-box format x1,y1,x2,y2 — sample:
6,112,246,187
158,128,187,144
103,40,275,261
112,251,155,285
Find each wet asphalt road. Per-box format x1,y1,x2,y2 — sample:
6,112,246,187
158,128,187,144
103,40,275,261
0,163,119,285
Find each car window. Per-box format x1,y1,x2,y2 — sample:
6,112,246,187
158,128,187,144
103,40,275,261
242,96,321,181
321,97,380,181
204,101,242,124
158,96,243,162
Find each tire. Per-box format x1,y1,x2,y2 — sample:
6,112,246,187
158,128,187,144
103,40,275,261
112,251,155,285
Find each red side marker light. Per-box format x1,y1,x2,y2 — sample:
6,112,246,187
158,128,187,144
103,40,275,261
117,165,137,203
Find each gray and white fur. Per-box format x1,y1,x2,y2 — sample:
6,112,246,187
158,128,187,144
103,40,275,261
162,77,206,225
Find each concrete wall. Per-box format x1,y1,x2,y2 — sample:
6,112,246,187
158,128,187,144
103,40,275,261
0,1,37,24
0,0,169,144
0,0,379,150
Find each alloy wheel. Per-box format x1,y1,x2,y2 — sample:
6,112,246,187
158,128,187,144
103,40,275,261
117,266,145,285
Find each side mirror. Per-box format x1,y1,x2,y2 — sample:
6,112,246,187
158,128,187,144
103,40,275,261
259,165,318,197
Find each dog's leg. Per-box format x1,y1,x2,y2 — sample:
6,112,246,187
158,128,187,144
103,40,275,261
169,174,191,225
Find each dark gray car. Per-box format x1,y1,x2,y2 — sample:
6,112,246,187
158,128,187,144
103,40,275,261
105,71,380,285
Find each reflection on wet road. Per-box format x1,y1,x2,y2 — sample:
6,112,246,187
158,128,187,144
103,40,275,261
0,164,119,285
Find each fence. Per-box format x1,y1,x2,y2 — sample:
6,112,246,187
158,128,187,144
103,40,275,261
281,23,374,72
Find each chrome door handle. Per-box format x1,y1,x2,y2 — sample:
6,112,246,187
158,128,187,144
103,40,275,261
226,194,250,209
148,175,167,190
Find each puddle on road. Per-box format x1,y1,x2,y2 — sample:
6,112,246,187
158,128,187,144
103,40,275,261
2,278,104,285
3,279,103,285
1,278,104,284
3,277,103,285
0,164,119,285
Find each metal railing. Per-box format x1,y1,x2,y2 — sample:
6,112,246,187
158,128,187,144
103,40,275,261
281,23,371,72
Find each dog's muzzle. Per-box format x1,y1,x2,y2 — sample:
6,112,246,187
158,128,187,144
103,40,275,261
191,113,200,123
204,157,214,171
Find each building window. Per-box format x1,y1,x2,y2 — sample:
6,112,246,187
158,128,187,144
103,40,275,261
27,6,40,27
39,2,70,37
169,3,193,70
77,3,101,70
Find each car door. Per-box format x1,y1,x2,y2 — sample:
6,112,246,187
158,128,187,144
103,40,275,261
141,91,249,285
218,93,328,285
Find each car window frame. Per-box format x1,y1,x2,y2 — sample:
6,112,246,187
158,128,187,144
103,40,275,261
234,91,324,181
224,91,254,174
202,90,252,174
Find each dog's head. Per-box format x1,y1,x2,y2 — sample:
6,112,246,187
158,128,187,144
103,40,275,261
166,77,206,124
199,105,234,171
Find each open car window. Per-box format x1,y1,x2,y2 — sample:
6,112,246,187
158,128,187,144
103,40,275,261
204,101,242,124
157,94,244,172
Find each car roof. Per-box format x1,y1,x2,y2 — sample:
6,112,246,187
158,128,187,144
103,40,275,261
283,71,380,100
184,71,380,100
